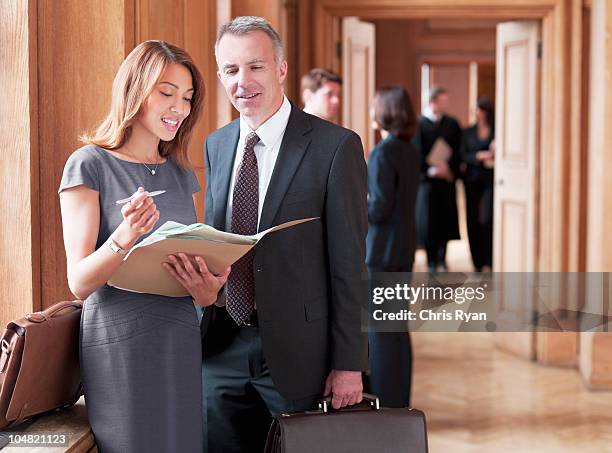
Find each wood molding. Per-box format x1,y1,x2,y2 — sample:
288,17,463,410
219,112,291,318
580,332,612,389
315,0,556,20
537,332,578,366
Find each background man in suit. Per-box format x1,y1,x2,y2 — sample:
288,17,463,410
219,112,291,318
202,16,368,452
413,86,462,272
300,68,342,124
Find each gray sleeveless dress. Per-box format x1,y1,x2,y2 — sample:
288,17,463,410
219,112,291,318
59,145,203,453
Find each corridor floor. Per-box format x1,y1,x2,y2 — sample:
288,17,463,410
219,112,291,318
411,331,612,452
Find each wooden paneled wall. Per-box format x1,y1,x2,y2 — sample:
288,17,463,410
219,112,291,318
0,0,298,321
0,0,39,323
134,0,219,223
0,1,221,320
37,0,129,312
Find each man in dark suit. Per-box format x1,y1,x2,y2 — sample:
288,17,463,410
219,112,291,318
413,86,462,272
201,16,368,452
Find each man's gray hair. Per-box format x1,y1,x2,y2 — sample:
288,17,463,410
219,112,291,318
215,16,285,63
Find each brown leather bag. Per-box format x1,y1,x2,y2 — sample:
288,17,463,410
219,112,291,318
0,301,83,428
264,394,428,453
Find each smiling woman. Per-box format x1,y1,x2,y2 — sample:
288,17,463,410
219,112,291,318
57,40,229,453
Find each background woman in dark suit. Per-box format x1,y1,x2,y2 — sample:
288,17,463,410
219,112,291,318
367,85,420,407
461,96,495,272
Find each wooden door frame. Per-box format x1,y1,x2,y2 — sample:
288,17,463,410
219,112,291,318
309,0,589,366
311,0,587,277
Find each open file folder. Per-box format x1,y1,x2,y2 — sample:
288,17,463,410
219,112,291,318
107,217,317,297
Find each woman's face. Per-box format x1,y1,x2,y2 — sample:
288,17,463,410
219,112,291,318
138,63,194,142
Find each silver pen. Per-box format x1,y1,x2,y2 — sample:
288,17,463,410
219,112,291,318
115,190,166,205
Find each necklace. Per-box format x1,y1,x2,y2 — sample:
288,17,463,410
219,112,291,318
124,145,160,175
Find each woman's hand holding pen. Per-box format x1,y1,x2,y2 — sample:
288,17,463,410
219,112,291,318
111,187,160,249
163,254,231,307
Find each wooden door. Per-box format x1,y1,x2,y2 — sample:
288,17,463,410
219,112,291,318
342,17,375,156
493,21,541,359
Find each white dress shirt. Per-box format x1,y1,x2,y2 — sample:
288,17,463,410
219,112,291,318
423,105,440,123
225,95,292,232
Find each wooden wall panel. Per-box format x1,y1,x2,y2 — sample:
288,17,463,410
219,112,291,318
232,0,281,30
429,63,471,127
136,0,185,45
37,0,129,307
136,0,219,222
0,0,38,324
581,0,612,389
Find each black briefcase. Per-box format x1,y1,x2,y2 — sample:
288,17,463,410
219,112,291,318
264,393,428,453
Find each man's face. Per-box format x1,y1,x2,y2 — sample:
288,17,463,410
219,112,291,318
304,81,342,122
216,31,287,129
431,93,450,115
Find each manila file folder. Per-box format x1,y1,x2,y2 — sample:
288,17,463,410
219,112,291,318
107,217,317,297
425,138,452,167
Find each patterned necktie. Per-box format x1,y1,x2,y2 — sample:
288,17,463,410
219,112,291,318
227,131,260,325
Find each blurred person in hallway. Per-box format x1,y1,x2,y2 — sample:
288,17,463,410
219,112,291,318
366,85,420,407
461,96,495,272
413,86,462,272
301,68,342,124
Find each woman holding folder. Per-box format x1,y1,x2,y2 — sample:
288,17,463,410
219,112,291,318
58,41,228,452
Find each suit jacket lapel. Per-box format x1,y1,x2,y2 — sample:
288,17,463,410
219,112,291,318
259,105,312,232
213,120,240,230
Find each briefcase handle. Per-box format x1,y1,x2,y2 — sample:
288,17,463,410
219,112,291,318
317,392,380,413
25,301,82,324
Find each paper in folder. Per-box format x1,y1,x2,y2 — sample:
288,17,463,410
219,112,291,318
108,217,318,297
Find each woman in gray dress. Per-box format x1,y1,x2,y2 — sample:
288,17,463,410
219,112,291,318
58,41,229,452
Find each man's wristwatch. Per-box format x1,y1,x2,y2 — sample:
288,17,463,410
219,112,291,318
108,237,128,255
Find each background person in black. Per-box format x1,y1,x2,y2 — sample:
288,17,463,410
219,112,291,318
461,96,495,272
413,86,462,272
366,86,420,407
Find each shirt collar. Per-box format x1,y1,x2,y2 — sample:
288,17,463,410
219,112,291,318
423,105,441,123
239,96,291,148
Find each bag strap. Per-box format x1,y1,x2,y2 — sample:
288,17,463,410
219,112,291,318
0,330,15,373
25,301,82,324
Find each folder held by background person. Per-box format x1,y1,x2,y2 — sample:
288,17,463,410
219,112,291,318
425,138,452,167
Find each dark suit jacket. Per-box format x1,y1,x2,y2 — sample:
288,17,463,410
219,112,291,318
413,114,462,244
366,134,421,271
202,104,368,400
